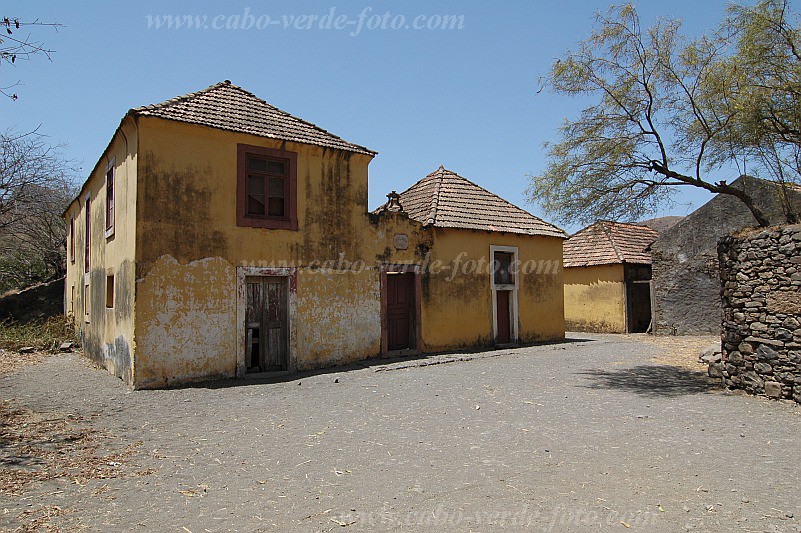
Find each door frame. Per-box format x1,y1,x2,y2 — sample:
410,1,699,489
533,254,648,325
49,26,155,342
490,245,519,345
236,266,297,377
380,264,422,357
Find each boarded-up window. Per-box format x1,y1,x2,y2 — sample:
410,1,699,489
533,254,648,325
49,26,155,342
106,275,114,309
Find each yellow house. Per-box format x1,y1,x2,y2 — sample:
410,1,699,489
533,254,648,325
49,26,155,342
64,81,566,388
563,221,659,333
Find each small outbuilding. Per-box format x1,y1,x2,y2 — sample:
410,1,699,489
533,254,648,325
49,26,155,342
563,221,659,333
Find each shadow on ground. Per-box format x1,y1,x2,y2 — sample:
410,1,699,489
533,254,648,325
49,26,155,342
160,337,598,391
578,364,722,397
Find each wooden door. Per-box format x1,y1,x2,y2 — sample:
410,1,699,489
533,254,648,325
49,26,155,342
387,273,414,351
496,290,511,344
246,276,288,372
626,281,652,333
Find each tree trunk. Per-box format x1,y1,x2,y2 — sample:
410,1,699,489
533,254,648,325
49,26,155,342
720,185,771,227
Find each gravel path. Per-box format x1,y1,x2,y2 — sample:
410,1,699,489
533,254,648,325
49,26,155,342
1,334,799,532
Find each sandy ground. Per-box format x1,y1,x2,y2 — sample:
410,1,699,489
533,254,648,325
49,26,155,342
1,335,799,532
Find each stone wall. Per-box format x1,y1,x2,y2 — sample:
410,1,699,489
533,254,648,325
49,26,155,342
652,176,801,335
718,226,801,403
0,277,65,324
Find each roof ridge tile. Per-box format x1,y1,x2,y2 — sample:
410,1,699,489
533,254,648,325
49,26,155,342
130,80,376,155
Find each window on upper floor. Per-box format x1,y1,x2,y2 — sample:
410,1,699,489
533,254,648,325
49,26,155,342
105,160,115,237
237,144,298,230
84,194,91,273
69,215,75,263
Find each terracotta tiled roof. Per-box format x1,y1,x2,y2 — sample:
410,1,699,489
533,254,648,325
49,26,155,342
131,81,376,156
391,166,567,238
563,221,659,267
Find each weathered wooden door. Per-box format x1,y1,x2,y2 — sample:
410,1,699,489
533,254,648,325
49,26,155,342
387,273,414,351
496,290,511,344
246,276,288,372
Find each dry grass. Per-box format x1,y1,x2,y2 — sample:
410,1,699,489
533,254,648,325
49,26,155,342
621,333,720,371
0,315,78,375
0,315,77,352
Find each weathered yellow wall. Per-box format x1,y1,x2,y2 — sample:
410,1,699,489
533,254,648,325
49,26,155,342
364,215,565,352
68,113,569,389
64,117,138,383
295,269,381,369
134,256,236,388
56,114,567,388
563,264,627,333
133,117,378,386
421,228,564,351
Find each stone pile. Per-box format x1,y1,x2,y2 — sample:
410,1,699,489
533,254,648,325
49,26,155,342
718,225,801,403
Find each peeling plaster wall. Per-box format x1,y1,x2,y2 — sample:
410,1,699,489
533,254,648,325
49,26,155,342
563,265,627,333
135,256,236,389
134,118,376,387
64,117,138,384
295,269,381,369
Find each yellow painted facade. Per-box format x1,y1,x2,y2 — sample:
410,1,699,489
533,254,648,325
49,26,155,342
64,116,139,383
563,264,627,333
65,114,565,389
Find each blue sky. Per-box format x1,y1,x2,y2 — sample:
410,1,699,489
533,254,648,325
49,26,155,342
3,0,759,233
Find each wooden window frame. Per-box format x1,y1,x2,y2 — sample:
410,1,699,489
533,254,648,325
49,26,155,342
105,158,115,238
236,144,298,230
84,193,91,274
106,273,114,309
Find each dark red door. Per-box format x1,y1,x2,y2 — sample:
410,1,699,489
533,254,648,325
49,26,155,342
496,290,511,344
387,273,414,351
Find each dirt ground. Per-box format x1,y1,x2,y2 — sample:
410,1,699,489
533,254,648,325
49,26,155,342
1,335,799,532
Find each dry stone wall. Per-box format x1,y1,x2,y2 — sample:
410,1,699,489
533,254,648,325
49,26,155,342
718,225,801,403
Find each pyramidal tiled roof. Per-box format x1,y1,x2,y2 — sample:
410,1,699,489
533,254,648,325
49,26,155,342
131,81,376,155
563,221,660,268
393,166,567,238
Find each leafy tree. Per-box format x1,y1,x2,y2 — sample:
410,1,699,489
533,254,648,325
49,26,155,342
529,2,801,227
718,0,801,222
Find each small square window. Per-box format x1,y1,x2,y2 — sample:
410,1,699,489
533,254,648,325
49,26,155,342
106,275,114,309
